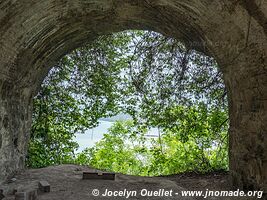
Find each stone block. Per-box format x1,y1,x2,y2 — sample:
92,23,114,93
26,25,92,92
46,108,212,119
15,192,26,200
15,189,38,200
38,181,50,193
102,173,115,180
82,172,115,180
83,172,102,180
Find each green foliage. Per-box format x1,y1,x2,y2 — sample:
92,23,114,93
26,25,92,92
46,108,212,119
27,33,132,167
77,105,228,176
28,30,229,175
76,121,148,175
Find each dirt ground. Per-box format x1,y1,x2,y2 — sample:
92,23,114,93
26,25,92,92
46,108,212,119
0,165,264,200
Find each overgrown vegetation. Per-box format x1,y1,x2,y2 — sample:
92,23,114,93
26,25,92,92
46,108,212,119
27,30,229,175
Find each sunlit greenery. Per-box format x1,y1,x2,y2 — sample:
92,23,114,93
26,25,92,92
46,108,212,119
76,105,228,176
27,30,228,175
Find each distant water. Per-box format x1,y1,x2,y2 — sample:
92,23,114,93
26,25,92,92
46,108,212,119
74,118,160,153
74,120,114,153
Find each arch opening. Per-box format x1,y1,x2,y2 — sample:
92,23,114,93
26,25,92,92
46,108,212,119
27,30,229,178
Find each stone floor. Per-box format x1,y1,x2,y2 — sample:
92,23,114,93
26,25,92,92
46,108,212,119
0,165,262,200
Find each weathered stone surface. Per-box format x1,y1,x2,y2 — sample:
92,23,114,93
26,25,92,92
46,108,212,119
38,181,50,193
83,172,102,180
15,192,27,200
0,0,266,193
83,172,115,180
0,189,4,200
102,173,116,180
15,189,38,200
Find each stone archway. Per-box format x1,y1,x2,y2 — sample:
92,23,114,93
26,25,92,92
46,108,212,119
0,0,266,192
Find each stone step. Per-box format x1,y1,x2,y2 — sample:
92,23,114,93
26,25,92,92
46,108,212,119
15,189,38,200
83,172,115,180
38,181,50,193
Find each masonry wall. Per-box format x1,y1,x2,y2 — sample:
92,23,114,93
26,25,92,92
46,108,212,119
224,44,267,192
0,82,32,182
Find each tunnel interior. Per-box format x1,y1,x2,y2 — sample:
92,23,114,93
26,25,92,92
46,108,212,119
0,0,266,192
